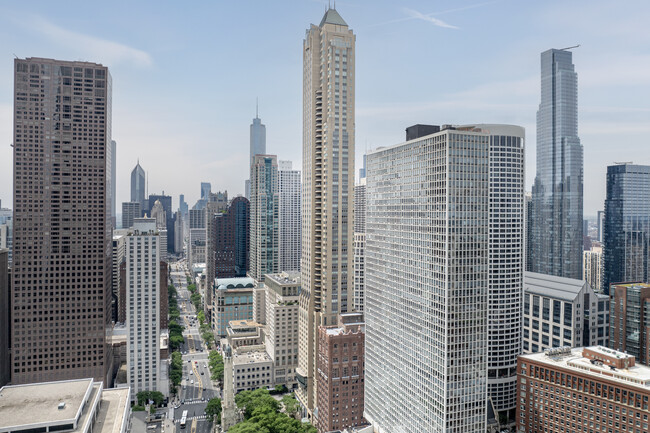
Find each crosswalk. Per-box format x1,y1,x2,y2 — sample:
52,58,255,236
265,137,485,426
180,399,206,405
174,415,208,423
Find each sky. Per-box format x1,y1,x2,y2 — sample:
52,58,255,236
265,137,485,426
0,0,649,217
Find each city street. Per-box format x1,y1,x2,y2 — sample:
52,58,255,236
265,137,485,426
168,260,220,433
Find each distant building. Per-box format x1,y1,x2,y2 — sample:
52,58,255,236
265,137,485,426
201,182,211,202
146,194,175,254
250,155,279,281
151,199,166,229
246,110,267,199
110,140,117,229
210,197,250,279
179,194,188,219
0,378,130,433
609,282,650,365
530,48,583,280
265,273,300,388
0,249,8,387
278,161,301,273
597,210,605,243
525,191,533,272
121,202,141,229
316,312,365,433
126,218,166,399
603,164,650,294
212,277,255,337
0,207,11,266
174,210,183,254
131,160,145,209
517,347,650,433
583,245,603,291
524,271,609,353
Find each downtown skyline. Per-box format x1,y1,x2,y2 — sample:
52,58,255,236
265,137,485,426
1,0,649,215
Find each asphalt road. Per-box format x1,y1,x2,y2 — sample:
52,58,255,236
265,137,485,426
168,259,221,433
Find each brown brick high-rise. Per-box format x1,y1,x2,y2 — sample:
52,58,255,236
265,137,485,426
11,58,113,385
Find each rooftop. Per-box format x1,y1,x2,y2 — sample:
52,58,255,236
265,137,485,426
265,272,300,285
524,271,588,302
233,350,272,365
215,276,255,290
320,8,347,27
520,347,650,388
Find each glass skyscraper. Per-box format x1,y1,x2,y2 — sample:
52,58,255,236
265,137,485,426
603,164,650,294
530,48,583,279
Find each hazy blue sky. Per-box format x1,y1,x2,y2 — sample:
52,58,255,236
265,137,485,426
0,0,648,216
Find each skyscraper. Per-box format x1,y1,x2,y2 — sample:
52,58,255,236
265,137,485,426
12,58,113,385
121,201,141,229
246,109,267,199
530,48,583,279
0,249,8,387
603,164,650,293
131,160,145,208
126,218,166,399
110,140,117,229
297,8,355,417
364,124,524,433
279,161,301,273
353,175,366,312
250,155,279,281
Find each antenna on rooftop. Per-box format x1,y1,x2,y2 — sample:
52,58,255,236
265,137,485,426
559,44,581,51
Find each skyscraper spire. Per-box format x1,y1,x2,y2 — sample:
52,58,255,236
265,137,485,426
256,97,259,118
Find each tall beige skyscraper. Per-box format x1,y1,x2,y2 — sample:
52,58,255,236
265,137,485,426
297,8,355,418
11,58,113,385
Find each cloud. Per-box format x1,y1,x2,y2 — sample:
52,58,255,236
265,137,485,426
402,8,459,29
29,16,153,67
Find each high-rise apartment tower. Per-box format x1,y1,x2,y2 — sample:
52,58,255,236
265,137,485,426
278,161,301,273
249,155,279,281
11,58,113,385
297,8,355,417
530,48,583,279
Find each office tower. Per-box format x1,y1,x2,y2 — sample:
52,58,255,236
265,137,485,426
609,282,650,365
523,272,609,354
189,208,206,229
151,199,166,229
126,218,166,398
174,210,183,254
278,161,301,273
11,58,113,385
131,160,145,208
298,8,355,417
212,277,255,337
112,231,127,323
583,245,603,291
246,108,267,199
265,272,300,388
316,313,365,433
0,249,8,387
121,201,141,229
603,164,650,294
597,210,605,242
110,140,116,228
0,205,12,265
250,154,279,281
530,48,583,279
517,347,650,433
179,194,188,218
353,176,366,312
146,194,175,253
201,182,211,201
211,197,250,278
525,191,533,272
365,124,524,433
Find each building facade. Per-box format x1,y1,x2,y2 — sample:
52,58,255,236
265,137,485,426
250,154,279,281
212,277,255,337
279,161,301,273
524,272,609,354
131,161,145,209
298,8,356,416
517,347,650,433
609,283,650,365
583,245,603,291
0,249,8,387
353,177,366,312
246,111,267,200
365,125,491,433
315,313,365,433
209,197,250,279
11,58,113,385
126,218,165,398
603,164,650,294
112,231,127,323
530,48,583,279
265,273,300,388
121,201,141,230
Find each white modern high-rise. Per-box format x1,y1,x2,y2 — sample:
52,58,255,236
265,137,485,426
298,7,355,417
249,154,279,282
126,218,165,398
279,160,301,273
364,124,524,433
353,176,366,312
